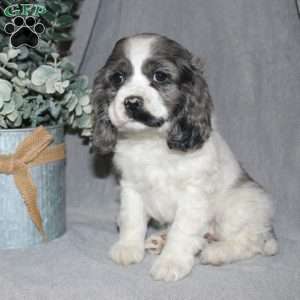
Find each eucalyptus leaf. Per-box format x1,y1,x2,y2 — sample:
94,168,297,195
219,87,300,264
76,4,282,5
54,80,69,94
42,11,56,23
0,53,8,64
14,85,29,96
62,70,74,81
28,83,47,94
71,118,78,128
63,91,73,104
59,2,73,14
35,103,50,116
0,79,12,102
68,113,74,125
35,40,53,54
0,67,13,78
48,31,74,42
55,15,74,28
45,78,58,94
46,1,61,13
1,102,15,115
31,65,60,86
12,76,27,87
59,58,75,72
6,62,18,70
79,95,90,106
72,76,89,90
7,49,21,59
0,116,7,128
23,105,32,119
12,93,24,109
18,70,26,79
71,88,84,98
17,62,32,71
67,96,78,112
75,104,82,116
7,110,18,122
14,114,22,127
83,104,92,114
36,95,44,104
79,114,92,129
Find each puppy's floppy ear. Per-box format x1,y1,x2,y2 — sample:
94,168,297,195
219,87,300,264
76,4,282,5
92,67,117,154
167,56,213,152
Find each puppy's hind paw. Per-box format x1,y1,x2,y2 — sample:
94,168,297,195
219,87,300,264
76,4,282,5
200,242,231,266
145,231,167,255
109,241,144,266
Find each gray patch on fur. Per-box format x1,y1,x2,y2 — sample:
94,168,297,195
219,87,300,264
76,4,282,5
92,66,117,154
147,35,213,151
92,38,132,154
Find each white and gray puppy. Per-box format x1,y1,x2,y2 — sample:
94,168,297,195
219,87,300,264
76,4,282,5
92,33,278,281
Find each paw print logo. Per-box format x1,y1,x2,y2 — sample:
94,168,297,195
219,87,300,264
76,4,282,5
4,16,45,48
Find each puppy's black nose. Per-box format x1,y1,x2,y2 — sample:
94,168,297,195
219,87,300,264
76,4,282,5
124,96,144,111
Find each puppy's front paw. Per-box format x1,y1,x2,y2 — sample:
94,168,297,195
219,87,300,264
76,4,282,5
150,254,194,281
109,241,144,266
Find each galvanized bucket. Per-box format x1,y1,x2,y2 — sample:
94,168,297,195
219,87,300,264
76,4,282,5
0,125,66,249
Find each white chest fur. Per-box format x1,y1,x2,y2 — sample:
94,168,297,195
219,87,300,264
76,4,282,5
113,132,222,224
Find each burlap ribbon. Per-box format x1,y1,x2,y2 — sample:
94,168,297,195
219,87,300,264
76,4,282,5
0,126,65,240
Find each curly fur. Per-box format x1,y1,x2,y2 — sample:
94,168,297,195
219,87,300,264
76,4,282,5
92,67,118,154
167,61,213,151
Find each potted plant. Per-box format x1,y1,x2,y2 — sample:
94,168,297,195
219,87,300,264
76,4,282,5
0,0,92,249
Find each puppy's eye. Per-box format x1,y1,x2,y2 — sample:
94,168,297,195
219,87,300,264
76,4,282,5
110,72,125,85
153,71,168,83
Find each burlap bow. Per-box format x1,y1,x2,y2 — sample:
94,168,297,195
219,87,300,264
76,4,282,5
0,126,65,240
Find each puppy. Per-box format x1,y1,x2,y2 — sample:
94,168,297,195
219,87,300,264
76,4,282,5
92,33,278,281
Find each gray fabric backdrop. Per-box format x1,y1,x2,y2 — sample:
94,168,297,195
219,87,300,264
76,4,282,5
0,0,299,299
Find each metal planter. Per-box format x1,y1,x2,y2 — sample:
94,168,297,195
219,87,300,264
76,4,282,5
0,125,66,249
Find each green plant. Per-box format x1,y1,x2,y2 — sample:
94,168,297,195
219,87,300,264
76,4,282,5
0,0,92,136
0,48,92,136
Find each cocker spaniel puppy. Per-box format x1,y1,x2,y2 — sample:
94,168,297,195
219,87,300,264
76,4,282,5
92,33,278,281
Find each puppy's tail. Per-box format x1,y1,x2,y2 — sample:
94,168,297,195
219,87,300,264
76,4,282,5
262,229,279,256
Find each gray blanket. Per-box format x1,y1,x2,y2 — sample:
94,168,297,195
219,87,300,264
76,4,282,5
1,0,300,299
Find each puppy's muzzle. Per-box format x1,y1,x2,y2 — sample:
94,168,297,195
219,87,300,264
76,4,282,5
124,95,165,128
